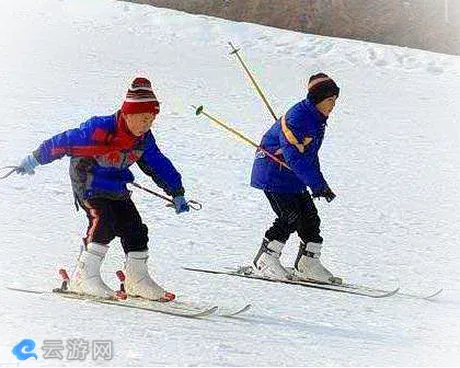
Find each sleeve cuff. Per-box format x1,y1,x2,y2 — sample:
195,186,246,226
170,186,185,198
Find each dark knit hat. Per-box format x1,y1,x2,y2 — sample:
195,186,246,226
121,77,160,115
307,73,340,105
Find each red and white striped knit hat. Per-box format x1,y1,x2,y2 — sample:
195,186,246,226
121,77,160,115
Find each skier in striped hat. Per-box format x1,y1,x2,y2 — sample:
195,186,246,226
15,77,190,301
251,73,341,284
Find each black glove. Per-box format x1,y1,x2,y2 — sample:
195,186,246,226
312,187,336,203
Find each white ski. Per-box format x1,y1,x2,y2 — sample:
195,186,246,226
7,286,218,319
129,295,252,317
183,266,401,299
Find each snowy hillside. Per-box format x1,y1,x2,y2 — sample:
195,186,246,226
1,0,459,366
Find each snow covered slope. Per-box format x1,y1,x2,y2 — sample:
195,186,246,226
0,0,459,365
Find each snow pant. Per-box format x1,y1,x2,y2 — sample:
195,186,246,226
79,197,149,253
264,191,323,244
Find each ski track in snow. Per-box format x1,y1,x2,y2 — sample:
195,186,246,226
0,0,459,366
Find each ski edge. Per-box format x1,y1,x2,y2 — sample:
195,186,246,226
6,286,219,319
182,267,399,299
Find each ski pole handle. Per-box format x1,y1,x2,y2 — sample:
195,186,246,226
165,200,202,211
228,41,278,120
186,200,202,211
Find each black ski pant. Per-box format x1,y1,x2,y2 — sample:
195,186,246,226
264,191,323,245
79,197,149,254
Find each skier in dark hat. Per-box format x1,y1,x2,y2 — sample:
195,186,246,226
251,73,340,284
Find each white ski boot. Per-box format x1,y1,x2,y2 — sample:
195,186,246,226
253,238,290,279
294,242,341,284
124,251,175,302
73,242,115,298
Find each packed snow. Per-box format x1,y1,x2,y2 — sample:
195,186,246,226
0,0,459,366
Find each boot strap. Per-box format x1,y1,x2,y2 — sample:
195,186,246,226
304,250,319,259
127,252,149,262
264,239,284,256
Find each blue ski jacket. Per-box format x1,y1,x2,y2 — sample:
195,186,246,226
33,112,184,201
251,98,330,194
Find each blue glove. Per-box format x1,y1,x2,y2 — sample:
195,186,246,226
172,196,190,214
16,154,40,175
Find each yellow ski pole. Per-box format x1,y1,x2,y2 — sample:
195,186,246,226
228,42,278,121
192,105,290,170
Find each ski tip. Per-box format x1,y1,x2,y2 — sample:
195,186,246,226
234,303,252,315
422,288,443,300
219,303,252,318
381,286,400,298
195,105,204,116
206,306,219,316
185,305,218,319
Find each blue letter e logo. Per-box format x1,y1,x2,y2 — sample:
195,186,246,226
12,339,38,360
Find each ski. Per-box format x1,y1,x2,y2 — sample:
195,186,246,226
114,269,251,316
219,304,252,317
282,267,443,301
129,296,252,317
183,266,400,299
7,287,218,319
217,303,252,317
398,288,443,300
333,284,443,301
171,299,252,317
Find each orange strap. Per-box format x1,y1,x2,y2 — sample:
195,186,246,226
280,115,312,153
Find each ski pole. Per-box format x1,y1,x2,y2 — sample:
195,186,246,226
192,105,291,170
228,41,278,120
130,182,203,211
0,165,19,180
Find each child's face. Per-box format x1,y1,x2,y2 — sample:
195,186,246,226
316,96,337,117
124,112,156,136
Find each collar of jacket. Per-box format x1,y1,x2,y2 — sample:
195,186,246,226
302,98,328,126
